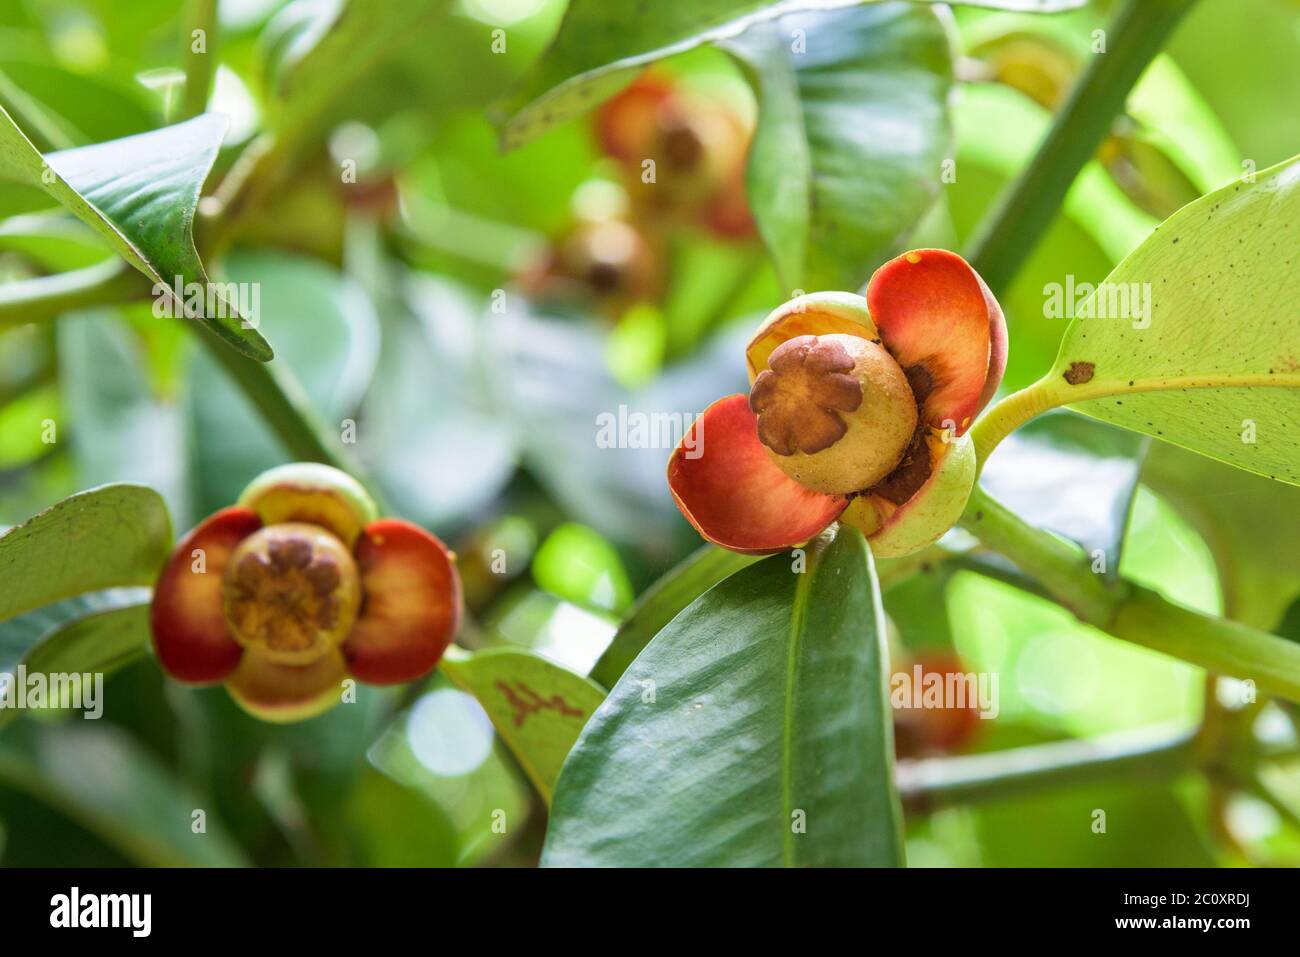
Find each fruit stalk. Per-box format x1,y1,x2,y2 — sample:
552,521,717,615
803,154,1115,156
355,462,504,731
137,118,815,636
960,484,1300,701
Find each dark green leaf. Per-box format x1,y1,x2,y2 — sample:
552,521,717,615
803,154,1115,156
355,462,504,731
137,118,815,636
0,591,150,730
495,0,1086,149
723,3,951,290
590,544,758,687
543,524,903,866
0,107,272,360
0,588,149,673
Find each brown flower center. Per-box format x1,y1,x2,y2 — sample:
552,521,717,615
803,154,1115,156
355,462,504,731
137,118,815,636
222,523,361,665
749,335,864,456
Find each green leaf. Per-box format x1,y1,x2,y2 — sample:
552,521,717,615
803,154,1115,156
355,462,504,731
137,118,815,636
590,544,758,688
1042,154,1300,485
1143,441,1300,631
440,646,605,804
0,588,150,673
0,591,151,730
494,0,1086,149
723,4,951,290
980,411,1147,578
22,597,150,681
0,485,170,622
943,80,1139,391
0,106,272,360
543,524,903,866
0,725,247,866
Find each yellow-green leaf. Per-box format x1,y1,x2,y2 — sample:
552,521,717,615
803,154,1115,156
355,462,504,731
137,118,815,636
1039,154,1300,485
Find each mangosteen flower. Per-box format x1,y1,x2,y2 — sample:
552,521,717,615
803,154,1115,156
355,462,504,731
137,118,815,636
667,249,1007,556
150,463,461,722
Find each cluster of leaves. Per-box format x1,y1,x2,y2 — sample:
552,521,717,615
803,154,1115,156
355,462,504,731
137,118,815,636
1,0,1300,868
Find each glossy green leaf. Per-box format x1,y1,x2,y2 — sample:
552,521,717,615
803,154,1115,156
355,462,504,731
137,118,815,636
1042,154,1300,485
1143,441,1300,631
590,544,758,688
723,3,950,290
0,107,271,360
543,524,903,866
0,485,170,622
494,0,1086,149
980,411,1147,578
440,646,605,804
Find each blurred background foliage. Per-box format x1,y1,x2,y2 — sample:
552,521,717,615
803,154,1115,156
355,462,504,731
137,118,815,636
1,0,1299,866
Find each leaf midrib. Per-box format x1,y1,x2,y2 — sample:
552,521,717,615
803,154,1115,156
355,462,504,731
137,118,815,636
781,540,818,867
1057,370,1300,404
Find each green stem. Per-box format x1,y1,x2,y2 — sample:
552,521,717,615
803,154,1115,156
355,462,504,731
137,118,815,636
968,376,1061,470
962,485,1116,624
0,260,152,329
960,485,1300,701
963,0,1198,296
193,325,392,513
182,0,220,119
898,724,1198,809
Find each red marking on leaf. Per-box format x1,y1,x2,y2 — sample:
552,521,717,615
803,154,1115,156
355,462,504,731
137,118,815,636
496,680,584,727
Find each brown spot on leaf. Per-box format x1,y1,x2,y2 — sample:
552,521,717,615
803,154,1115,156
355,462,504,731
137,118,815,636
1063,361,1095,385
